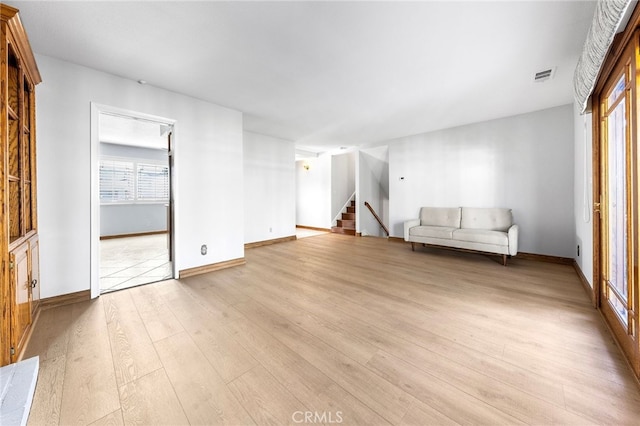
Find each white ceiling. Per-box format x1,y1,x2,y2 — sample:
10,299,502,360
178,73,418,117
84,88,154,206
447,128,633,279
10,1,597,151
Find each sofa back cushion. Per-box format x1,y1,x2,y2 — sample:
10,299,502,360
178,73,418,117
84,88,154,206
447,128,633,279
461,207,512,231
420,207,461,228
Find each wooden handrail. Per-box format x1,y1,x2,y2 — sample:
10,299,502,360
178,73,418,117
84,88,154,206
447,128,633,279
364,201,389,236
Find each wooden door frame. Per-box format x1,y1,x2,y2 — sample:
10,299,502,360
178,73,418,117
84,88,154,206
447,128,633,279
592,22,640,378
89,103,177,299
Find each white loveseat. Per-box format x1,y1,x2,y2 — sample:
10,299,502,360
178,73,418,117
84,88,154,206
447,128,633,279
403,207,518,265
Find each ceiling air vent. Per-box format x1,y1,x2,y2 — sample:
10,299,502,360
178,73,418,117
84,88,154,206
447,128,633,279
534,68,555,83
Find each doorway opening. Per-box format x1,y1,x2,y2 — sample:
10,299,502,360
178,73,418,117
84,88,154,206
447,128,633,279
90,104,176,297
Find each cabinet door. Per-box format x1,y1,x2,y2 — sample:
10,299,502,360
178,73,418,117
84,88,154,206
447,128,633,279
29,235,40,313
10,244,31,362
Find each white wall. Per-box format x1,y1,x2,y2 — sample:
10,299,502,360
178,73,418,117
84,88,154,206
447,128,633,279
358,146,389,237
296,154,332,229
331,151,356,222
35,54,244,298
574,104,594,284
386,104,575,257
101,204,167,236
243,131,296,244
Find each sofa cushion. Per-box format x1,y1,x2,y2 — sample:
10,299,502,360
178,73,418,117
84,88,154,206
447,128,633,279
410,225,457,240
420,207,461,228
452,228,508,246
460,208,512,231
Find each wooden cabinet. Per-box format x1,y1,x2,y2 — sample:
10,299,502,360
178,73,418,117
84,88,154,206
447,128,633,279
10,241,30,359
1,4,41,366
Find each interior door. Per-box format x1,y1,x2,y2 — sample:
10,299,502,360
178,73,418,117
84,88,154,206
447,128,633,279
598,36,639,374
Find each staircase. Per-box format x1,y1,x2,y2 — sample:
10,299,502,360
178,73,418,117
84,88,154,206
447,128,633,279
332,200,356,235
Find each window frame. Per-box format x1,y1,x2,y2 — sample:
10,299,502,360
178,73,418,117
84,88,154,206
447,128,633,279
99,155,169,205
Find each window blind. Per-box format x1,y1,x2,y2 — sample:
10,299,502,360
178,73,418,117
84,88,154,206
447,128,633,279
137,163,170,201
100,160,135,202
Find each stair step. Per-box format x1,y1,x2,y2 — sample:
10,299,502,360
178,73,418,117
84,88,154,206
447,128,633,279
347,206,356,213
350,200,356,207
331,227,356,236
342,213,355,220
337,219,355,228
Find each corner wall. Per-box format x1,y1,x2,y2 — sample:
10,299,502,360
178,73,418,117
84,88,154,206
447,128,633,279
243,131,296,244
35,54,244,298
358,146,389,237
296,154,332,229
386,104,575,257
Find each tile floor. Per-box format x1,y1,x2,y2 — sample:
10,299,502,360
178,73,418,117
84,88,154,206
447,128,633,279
295,227,329,239
100,230,323,293
100,234,173,293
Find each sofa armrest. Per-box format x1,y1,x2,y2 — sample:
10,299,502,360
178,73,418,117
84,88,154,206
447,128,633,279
508,224,519,255
404,219,420,241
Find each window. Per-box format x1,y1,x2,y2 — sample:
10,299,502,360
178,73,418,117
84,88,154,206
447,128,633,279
100,158,169,203
100,160,134,202
137,163,169,201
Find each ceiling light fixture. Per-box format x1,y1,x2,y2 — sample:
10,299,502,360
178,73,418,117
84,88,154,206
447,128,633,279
137,79,147,85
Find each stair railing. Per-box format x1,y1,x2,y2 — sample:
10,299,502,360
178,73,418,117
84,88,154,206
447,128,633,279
364,201,389,236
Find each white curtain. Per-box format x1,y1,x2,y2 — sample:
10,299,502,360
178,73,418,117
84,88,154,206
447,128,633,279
574,0,634,113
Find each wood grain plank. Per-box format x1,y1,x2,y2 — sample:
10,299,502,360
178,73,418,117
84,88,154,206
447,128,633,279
23,234,640,425
228,365,304,425
225,317,390,425
103,290,163,387
366,350,524,425
87,409,124,426
153,331,254,425
232,299,413,424
249,237,626,369
128,284,183,342
22,305,72,362
162,285,258,383
219,277,378,365
58,299,120,425
119,368,188,426
371,346,592,425
239,276,567,407
26,355,66,426
399,400,460,426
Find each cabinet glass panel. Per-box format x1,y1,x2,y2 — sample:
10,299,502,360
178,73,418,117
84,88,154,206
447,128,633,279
24,182,31,232
23,81,31,131
9,181,22,242
7,52,19,113
8,119,19,177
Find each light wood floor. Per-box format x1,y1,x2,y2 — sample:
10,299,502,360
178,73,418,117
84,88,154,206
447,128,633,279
24,234,640,425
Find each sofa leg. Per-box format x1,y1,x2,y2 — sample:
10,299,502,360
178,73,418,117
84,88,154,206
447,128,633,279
502,254,507,266
411,242,415,251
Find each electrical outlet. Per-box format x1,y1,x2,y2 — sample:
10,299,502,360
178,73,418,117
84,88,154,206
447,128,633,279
201,244,207,255
269,227,272,233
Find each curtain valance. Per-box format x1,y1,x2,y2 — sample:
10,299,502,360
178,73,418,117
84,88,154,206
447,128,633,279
574,0,633,113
